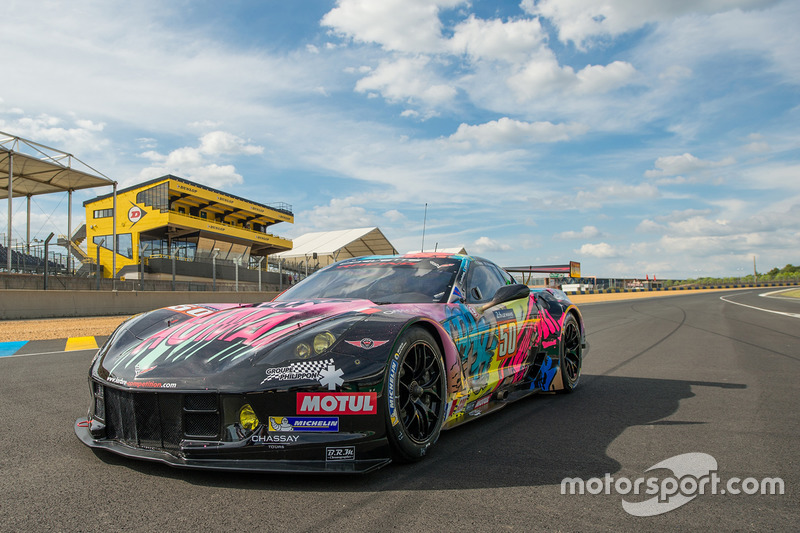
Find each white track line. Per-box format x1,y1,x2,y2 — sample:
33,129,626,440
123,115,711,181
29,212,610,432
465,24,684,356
759,287,800,299
720,290,800,318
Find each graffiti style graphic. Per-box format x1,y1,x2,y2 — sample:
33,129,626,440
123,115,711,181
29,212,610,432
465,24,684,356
532,355,558,391
496,298,538,385
444,303,501,400
536,307,560,349
78,252,586,474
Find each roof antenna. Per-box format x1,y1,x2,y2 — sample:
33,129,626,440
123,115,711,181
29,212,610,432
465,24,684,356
421,203,427,252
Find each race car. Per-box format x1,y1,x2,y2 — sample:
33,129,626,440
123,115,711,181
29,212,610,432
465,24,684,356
75,253,587,473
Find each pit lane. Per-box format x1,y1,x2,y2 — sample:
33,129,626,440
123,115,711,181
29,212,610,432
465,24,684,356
0,289,797,531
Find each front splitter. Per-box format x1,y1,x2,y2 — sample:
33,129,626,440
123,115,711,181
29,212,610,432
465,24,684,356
75,419,391,474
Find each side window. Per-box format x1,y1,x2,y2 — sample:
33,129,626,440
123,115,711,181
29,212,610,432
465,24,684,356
466,262,507,304
494,265,515,285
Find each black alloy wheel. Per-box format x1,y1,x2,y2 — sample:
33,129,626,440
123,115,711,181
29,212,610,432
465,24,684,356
559,314,583,392
385,327,446,461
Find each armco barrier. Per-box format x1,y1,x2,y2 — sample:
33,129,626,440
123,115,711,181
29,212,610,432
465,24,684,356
563,281,798,295
0,290,280,320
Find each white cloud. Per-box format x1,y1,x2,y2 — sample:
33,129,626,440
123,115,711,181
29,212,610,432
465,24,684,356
448,15,547,63
133,132,263,188
579,242,619,258
301,197,375,230
570,182,660,209
645,153,736,178
354,56,457,107
521,0,778,48
0,113,109,155
507,57,637,102
448,118,588,147
558,226,601,240
658,65,693,81
737,163,800,190
472,236,512,252
321,0,463,54
198,131,263,156
383,209,405,222
744,142,770,153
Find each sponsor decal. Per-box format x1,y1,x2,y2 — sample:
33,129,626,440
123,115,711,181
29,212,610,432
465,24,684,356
447,396,468,418
318,365,345,391
297,393,377,415
251,433,301,445
262,359,344,391
134,363,156,377
493,308,516,324
127,204,145,225
268,416,339,432
475,395,490,409
465,395,490,416
387,357,400,426
167,304,215,318
326,446,355,462
106,375,176,389
344,338,389,350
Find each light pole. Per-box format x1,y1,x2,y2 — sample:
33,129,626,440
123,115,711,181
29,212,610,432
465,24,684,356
235,257,240,292
171,248,178,291
212,248,220,291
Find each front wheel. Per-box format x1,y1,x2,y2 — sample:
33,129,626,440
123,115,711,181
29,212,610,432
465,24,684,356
559,314,583,393
385,327,446,462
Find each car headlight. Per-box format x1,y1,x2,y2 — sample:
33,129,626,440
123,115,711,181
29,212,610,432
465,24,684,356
295,331,336,359
313,331,337,354
258,316,361,366
239,404,259,430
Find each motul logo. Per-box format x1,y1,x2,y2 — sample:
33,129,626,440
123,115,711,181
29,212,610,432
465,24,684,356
297,393,377,415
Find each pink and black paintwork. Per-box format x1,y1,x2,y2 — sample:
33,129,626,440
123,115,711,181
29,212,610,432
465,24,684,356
75,253,587,473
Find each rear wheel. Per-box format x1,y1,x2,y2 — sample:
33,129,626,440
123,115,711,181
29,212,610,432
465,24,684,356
385,327,446,461
559,314,583,393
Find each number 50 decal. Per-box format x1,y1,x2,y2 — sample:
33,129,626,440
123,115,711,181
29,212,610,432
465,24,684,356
497,323,518,360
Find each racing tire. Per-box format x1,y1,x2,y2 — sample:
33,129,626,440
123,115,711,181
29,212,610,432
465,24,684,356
558,314,583,393
385,327,447,462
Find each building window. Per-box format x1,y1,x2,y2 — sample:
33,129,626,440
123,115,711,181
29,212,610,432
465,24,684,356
135,182,169,211
93,209,113,219
200,211,207,219
93,233,134,259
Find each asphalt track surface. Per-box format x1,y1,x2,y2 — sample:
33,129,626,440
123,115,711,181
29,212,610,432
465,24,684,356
1,289,797,532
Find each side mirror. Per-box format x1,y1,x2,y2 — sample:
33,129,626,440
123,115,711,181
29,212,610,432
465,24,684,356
480,284,530,312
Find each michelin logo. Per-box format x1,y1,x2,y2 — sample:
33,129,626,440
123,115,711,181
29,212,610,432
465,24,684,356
268,416,339,432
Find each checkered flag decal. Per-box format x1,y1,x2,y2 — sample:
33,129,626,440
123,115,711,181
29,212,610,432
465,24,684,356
287,359,333,373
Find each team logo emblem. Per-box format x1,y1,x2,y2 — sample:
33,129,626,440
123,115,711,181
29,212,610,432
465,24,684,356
344,338,389,350
128,205,145,225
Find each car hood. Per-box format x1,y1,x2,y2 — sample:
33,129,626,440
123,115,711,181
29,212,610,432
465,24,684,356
93,299,389,391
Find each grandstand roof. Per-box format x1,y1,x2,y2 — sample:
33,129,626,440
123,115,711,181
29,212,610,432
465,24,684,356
274,227,397,263
0,131,115,199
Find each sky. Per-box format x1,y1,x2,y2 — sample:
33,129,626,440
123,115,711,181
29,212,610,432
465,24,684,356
1,0,799,279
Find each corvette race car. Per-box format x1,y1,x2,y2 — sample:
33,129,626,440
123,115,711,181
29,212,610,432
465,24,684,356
75,253,587,473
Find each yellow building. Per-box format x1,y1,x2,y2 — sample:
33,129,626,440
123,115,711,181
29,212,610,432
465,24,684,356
82,174,293,279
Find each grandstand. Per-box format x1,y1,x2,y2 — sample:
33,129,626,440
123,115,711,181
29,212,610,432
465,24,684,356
0,239,65,274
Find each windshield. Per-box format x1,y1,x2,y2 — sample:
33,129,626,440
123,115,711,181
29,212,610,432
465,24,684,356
276,257,463,304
